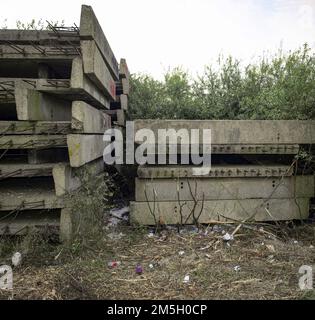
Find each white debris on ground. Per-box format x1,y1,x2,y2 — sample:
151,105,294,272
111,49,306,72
105,206,129,228
11,252,22,267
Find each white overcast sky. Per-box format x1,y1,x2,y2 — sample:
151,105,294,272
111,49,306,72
2,0,315,78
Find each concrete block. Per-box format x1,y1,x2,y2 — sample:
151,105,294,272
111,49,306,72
133,120,315,145
0,135,67,149
52,158,104,196
130,198,310,224
67,134,108,167
81,40,116,100
135,176,314,201
80,5,119,80
72,101,111,133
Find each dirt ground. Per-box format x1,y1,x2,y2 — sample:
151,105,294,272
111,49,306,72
0,223,315,300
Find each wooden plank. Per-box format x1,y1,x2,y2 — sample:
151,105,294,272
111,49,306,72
135,176,314,201
80,5,119,80
72,101,111,133
81,40,116,100
130,198,310,224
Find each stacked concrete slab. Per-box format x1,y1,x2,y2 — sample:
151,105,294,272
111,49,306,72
0,5,128,239
131,120,315,225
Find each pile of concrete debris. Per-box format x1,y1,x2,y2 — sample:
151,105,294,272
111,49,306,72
0,5,129,240
131,120,315,225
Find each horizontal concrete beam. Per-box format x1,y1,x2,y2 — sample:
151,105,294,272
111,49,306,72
0,30,80,44
71,101,111,133
0,135,67,149
80,5,119,80
81,40,116,100
0,121,71,134
0,210,60,235
137,165,294,179
52,158,104,196
139,144,300,155
67,134,108,167
0,162,54,179
135,176,314,201
0,179,63,211
130,198,310,224
134,120,315,145
0,44,79,59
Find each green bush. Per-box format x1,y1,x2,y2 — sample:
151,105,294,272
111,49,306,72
129,44,315,120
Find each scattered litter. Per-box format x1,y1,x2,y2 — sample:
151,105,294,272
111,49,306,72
108,261,121,269
135,264,143,275
183,275,190,283
179,251,185,256
149,264,154,269
234,266,241,272
222,233,234,242
148,230,155,238
12,252,22,267
212,225,223,233
266,244,276,253
293,240,298,244
110,206,129,219
106,206,129,227
310,245,314,249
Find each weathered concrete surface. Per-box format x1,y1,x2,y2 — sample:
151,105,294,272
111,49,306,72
0,162,54,179
81,40,116,100
0,30,79,44
0,210,60,235
0,121,71,134
35,58,111,110
119,58,130,81
80,5,119,80
130,198,310,224
72,101,111,133
116,78,130,95
67,134,108,167
135,176,314,201
0,44,79,59
116,109,126,127
0,135,67,149
137,165,294,179
134,120,315,145
119,94,128,111
60,208,72,242
0,179,63,211
52,158,104,196
0,79,72,121
140,144,300,155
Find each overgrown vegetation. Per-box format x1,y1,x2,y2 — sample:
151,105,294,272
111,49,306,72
129,44,315,121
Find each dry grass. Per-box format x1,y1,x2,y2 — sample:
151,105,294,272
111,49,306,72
0,223,315,300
